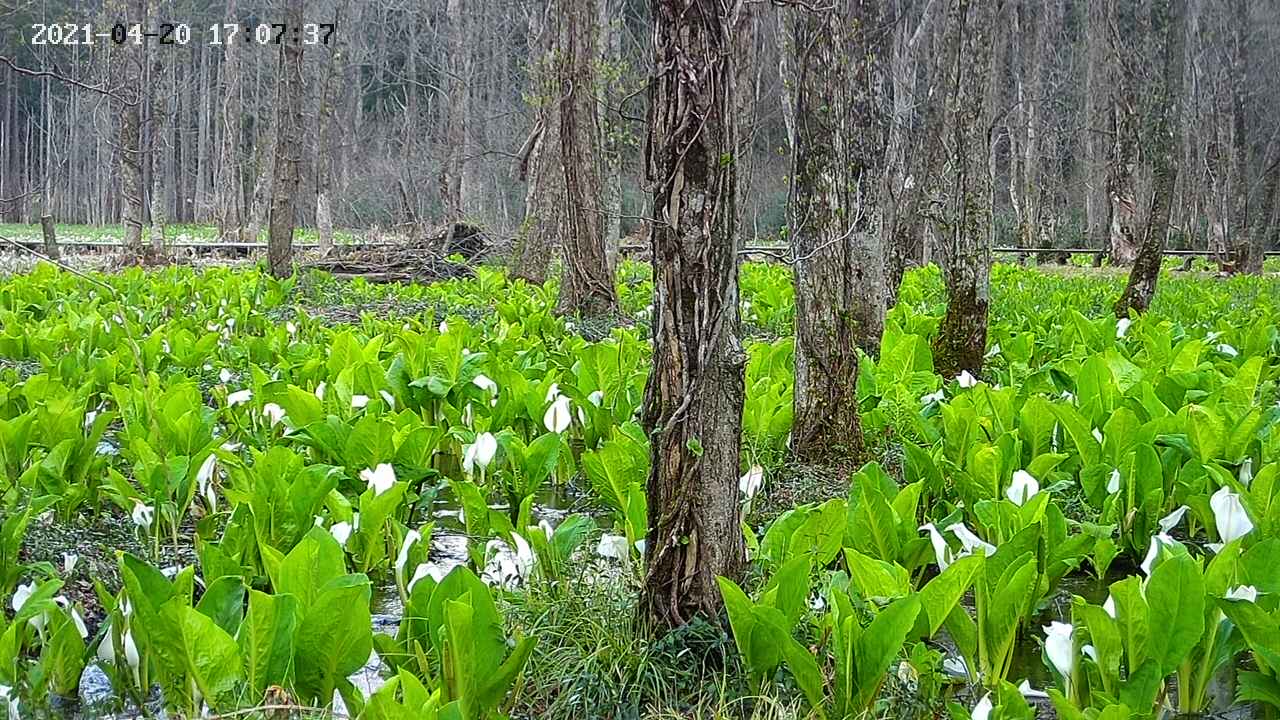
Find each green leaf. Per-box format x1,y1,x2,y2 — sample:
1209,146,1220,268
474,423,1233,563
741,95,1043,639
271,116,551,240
237,589,299,698
1144,554,1205,675
293,575,374,705
275,526,347,609
172,601,245,711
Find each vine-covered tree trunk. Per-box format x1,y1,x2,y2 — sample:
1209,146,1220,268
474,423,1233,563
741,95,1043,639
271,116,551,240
266,0,305,278
1115,0,1186,317
930,0,997,378
557,0,619,316
784,0,887,462
641,0,746,630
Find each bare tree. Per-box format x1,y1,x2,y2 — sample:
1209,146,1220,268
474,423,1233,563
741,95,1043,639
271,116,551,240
928,0,999,378
267,0,306,278
557,0,620,316
783,0,887,462
118,0,147,256
641,0,746,629
1115,0,1187,316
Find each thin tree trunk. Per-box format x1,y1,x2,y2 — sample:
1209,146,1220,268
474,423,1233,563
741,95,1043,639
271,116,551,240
1084,0,1111,251
267,0,305,278
118,0,146,255
440,0,471,247
1227,0,1262,274
217,0,243,241
1107,0,1141,265
1115,0,1187,316
40,214,58,260
641,0,747,630
930,0,998,378
557,0,619,316
785,0,886,462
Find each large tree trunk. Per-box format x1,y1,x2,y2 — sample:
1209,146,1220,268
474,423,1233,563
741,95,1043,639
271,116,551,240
784,0,887,462
641,0,746,630
511,2,562,284
266,0,305,278
1115,0,1187,316
930,0,997,378
1106,0,1142,265
557,0,619,316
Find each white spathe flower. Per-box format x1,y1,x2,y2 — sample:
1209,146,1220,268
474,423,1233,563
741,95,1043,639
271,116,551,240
1225,585,1258,603
538,519,556,541
596,533,629,560
1103,594,1116,618
544,395,572,434
329,521,353,547
1116,317,1132,338
439,320,448,334
226,389,253,406
472,374,499,402
351,394,370,409
84,409,99,429
1140,533,1177,576
739,465,765,499
947,523,997,557
1158,505,1190,533
1082,644,1099,662
1240,457,1253,487
463,432,498,475
544,383,561,403
379,390,396,408
11,582,35,614
396,530,422,577
314,381,326,400
588,390,604,406
1208,485,1254,552
1216,343,1239,357
984,344,1001,359
286,321,298,335
63,552,78,576
972,693,993,720
196,453,217,490
262,402,286,427
920,389,945,406
461,403,474,428
921,523,952,570
483,535,535,587
1043,621,1076,684
956,370,978,388
361,463,397,496
408,562,449,593
1006,470,1040,506
219,368,234,384
1017,679,1049,699
1107,468,1121,494
1091,427,1104,444
130,501,154,531
941,655,969,678
55,598,89,639
0,684,18,720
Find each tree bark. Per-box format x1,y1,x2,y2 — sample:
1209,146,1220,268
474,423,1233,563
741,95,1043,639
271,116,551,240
40,214,58,260
217,0,243,242
929,0,998,379
1106,0,1142,265
784,0,888,462
510,3,562,284
267,0,305,278
641,0,747,630
1084,0,1112,252
1115,0,1186,316
440,0,473,246
1227,0,1262,274
557,0,620,316
118,0,146,255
